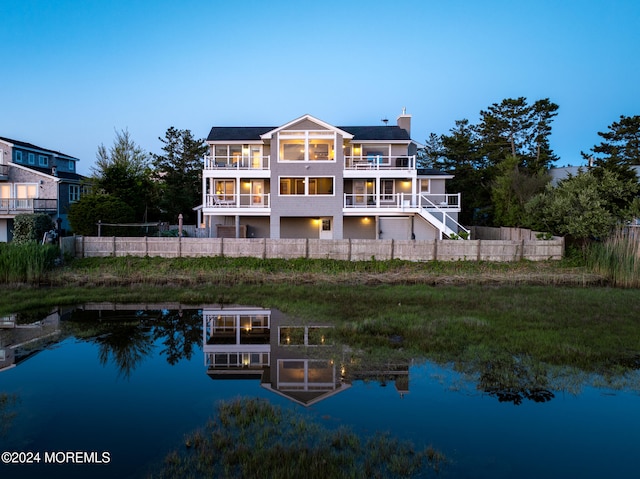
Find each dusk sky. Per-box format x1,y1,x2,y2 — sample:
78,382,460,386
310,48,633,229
1,0,638,176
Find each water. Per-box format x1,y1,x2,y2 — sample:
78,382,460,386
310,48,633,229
0,305,638,478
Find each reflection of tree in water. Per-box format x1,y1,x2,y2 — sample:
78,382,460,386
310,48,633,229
474,352,555,405
66,308,204,377
0,392,19,437
153,310,202,365
95,321,155,379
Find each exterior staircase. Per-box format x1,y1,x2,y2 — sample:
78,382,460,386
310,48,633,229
418,195,470,239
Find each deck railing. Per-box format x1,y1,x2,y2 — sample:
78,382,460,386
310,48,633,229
0,198,57,214
204,155,270,170
205,193,270,208
344,155,416,170
344,192,460,209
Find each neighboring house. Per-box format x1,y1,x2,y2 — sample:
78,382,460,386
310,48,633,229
550,164,640,185
200,112,468,240
0,136,85,242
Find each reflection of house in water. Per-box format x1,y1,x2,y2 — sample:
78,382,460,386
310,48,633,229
203,306,410,406
0,310,62,372
203,306,349,406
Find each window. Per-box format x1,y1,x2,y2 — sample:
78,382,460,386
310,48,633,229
15,183,37,208
381,180,395,201
28,153,35,164
214,180,235,201
279,131,335,161
0,185,10,208
14,151,22,162
351,144,391,165
69,185,80,202
279,177,334,196
69,160,75,171
214,145,256,166
420,179,430,193
280,140,305,161
39,155,48,166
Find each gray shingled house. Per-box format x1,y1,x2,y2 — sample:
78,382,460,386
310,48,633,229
199,112,467,240
0,136,85,241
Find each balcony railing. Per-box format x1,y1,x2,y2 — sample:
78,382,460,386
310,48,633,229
205,155,270,170
344,155,416,170
205,193,270,208
344,192,460,209
0,198,57,214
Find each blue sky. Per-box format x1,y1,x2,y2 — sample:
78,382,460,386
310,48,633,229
1,0,638,175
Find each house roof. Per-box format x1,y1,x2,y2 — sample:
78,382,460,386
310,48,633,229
206,124,411,142
0,136,79,160
12,163,86,182
207,127,274,142
340,126,411,142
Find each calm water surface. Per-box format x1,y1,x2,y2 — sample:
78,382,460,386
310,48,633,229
0,305,638,478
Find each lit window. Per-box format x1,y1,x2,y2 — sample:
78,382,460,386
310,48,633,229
279,177,333,195
279,131,335,161
214,180,234,201
280,140,305,161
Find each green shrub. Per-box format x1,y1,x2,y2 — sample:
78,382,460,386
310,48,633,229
12,214,55,244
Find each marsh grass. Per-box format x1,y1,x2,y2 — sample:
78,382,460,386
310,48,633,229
587,229,640,287
2,281,640,374
48,255,602,288
0,393,19,437
151,397,445,479
0,242,59,284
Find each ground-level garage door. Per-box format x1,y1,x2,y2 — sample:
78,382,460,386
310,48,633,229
379,217,411,240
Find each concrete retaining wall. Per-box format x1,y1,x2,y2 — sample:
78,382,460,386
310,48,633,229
64,236,564,262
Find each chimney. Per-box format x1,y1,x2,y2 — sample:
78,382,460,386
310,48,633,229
397,107,411,136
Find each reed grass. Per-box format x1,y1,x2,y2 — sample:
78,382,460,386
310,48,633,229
150,397,445,479
587,229,640,288
0,242,59,284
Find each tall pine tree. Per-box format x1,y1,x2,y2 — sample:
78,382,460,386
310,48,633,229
153,127,207,224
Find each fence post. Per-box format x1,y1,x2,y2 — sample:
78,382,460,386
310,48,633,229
112,236,116,257
178,236,182,258
477,239,481,262
520,239,525,261
434,238,438,261
348,239,352,261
